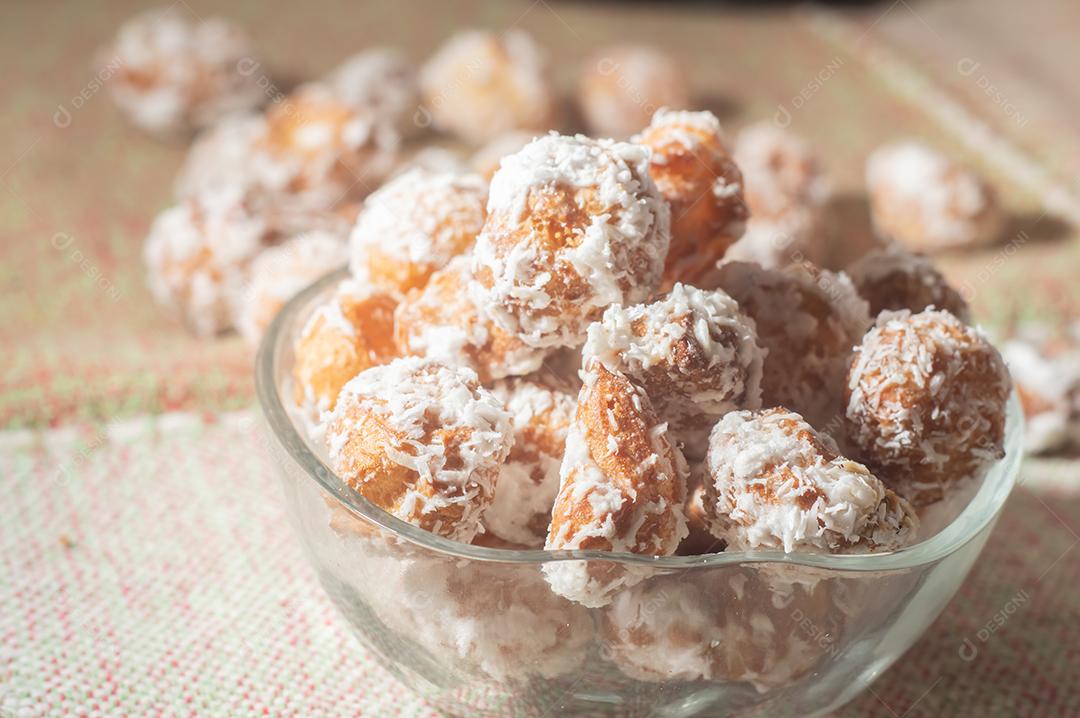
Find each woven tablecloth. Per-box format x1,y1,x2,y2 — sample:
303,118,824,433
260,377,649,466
3,0,1080,715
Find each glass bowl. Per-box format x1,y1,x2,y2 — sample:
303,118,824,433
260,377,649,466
255,269,1023,718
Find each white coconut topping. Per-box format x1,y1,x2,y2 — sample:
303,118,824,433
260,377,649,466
704,409,919,553
482,378,575,547
582,283,765,457
845,309,1011,504
349,168,487,283
471,133,671,348
322,357,513,541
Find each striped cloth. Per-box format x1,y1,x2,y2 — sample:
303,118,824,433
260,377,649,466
2,412,1077,717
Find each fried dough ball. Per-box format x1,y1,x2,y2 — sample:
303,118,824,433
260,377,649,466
233,231,347,347
602,569,844,688
865,140,1004,252
633,110,748,287
470,133,671,349
174,113,268,198
576,45,690,139
482,378,576,547
847,243,970,321
350,169,488,295
99,7,262,135
325,48,420,139
393,256,550,382
845,309,1011,506
543,362,689,608
1002,337,1080,455
582,282,765,459
261,83,398,204
470,130,535,180
419,29,555,144
704,261,871,429
702,408,918,553
322,357,513,542
144,185,274,337
726,123,830,268
292,281,397,415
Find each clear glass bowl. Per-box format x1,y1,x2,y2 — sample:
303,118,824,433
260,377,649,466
255,269,1023,718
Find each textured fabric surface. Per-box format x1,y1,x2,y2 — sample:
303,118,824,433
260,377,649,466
2,413,1078,717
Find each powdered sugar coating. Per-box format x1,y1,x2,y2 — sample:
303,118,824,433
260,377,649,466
704,408,919,553
705,261,871,429
602,570,843,688
483,378,576,547
419,29,554,144
234,231,347,347
326,48,420,139
633,110,747,287
577,46,690,139
100,7,262,135
393,256,550,383
845,309,1011,507
582,283,765,459
144,185,271,337
847,243,970,321
323,357,513,542
543,362,689,607
865,140,1003,252
470,133,671,349
292,280,397,417
350,169,488,295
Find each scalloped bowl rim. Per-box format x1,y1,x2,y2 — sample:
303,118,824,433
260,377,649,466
256,268,1023,573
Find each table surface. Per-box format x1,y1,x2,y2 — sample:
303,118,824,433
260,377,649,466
2,1,1078,716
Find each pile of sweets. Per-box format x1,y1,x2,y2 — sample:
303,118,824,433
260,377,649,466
297,115,1012,609
118,12,1019,602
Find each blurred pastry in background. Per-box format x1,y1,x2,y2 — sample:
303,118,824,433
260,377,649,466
100,6,264,135
865,140,1004,252
419,29,555,144
726,123,830,268
577,45,690,139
